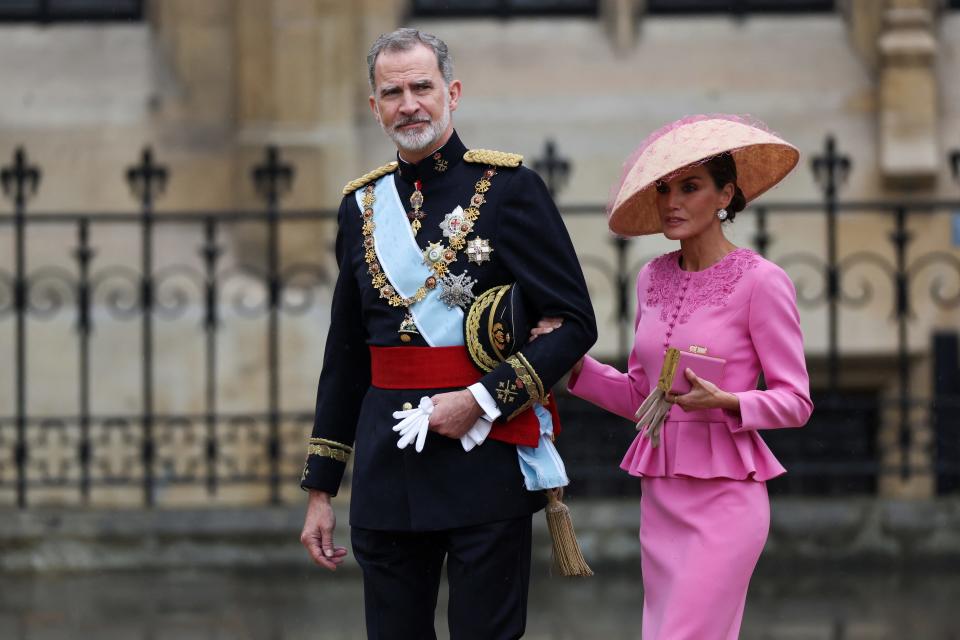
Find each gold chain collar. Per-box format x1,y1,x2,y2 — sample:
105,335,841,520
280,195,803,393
360,167,497,309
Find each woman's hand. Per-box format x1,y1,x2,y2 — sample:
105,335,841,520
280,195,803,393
666,368,739,412
529,317,563,342
528,317,583,377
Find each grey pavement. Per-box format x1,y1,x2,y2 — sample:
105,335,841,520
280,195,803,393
0,564,958,639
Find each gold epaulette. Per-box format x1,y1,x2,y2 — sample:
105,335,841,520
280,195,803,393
463,149,523,168
342,161,399,195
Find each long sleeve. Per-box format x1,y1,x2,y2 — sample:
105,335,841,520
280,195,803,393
300,199,371,494
567,271,651,421
477,168,598,420
731,265,813,432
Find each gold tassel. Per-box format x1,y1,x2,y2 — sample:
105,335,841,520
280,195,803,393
544,488,594,577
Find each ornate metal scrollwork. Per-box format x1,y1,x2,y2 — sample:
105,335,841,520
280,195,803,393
836,251,896,311
908,251,960,311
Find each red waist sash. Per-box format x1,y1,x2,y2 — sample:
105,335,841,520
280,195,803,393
369,345,560,448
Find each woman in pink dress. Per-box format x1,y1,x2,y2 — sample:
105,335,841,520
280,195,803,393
543,115,813,639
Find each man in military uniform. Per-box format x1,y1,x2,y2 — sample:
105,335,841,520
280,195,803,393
300,27,596,639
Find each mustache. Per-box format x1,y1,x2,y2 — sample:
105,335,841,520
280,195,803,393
392,116,431,130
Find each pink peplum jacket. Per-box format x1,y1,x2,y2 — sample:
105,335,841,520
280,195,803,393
568,248,814,481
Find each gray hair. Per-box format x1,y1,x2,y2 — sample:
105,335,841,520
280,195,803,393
367,28,454,90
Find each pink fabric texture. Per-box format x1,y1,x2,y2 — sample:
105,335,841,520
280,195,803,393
567,248,813,481
639,476,769,640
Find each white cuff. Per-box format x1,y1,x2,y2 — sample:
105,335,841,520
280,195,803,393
468,383,502,421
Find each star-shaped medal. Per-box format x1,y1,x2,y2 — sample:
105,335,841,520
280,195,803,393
439,206,467,238
465,237,493,264
438,271,477,309
423,241,445,266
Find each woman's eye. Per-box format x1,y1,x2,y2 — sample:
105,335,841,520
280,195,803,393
655,183,668,194
682,184,697,193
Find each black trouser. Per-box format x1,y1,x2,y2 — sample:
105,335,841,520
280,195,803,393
351,515,533,640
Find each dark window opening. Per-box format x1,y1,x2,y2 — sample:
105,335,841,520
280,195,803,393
0,0,144,23
647,0,834,14
411,0,599,18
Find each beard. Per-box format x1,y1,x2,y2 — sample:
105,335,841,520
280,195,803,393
381,97,451,154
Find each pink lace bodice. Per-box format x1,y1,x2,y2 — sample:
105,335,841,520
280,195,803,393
646,248,760,324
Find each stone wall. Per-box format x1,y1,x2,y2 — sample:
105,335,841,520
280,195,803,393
2,2,960,503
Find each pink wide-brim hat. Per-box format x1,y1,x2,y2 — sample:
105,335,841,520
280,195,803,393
608,114,800,237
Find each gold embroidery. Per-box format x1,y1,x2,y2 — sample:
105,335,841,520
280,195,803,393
496,380,518,404
306,444,350,463
465,286,506,372
306,437,353,463
505,354,541,420
516,352,546,402
487,285,510,360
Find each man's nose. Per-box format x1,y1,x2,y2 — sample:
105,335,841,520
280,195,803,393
398,90,419,115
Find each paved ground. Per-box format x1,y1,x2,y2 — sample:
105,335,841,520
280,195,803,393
0,562,957,639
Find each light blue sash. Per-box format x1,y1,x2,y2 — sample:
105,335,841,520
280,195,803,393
361,173,567,490
517,404,569,491
357,174,464,347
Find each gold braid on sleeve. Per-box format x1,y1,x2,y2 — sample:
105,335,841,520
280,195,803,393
306,437,354,463
505,354,543,420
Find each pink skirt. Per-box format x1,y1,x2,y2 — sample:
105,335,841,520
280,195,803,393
639,477,769,640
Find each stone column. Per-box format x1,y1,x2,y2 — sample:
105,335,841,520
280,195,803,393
877,0,940,189
230,0,403,268
601,0,643,55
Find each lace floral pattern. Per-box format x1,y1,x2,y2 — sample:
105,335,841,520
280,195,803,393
645,248,759,324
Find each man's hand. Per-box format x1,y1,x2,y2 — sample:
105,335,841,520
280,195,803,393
301,490,348,571
428,389,484,439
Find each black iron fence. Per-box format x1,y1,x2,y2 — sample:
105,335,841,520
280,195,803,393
2,137,960,508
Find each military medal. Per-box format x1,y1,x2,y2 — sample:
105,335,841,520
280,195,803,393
408,180,426,235
440,206,470,238
359,167,498,341
398,314,420,343
465,237,493,264
438,272,477,309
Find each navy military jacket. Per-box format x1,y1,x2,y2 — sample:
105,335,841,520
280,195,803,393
301,131,597,531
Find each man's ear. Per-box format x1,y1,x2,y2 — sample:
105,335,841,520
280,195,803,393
448,80,462,113
369,95,381,124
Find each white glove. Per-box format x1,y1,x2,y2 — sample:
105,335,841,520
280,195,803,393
391,396,492,453
391,396,432,452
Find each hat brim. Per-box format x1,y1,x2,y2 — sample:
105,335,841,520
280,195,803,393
608,122,800,237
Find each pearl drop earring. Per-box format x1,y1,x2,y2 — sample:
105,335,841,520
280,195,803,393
716,208,728,221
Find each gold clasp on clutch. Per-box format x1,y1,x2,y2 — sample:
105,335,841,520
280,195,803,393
688,345,708,355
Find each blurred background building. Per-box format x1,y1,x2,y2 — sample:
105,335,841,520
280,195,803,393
1,0,960,559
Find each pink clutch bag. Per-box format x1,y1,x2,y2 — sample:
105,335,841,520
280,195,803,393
635,346,727,449
659,347,726,395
